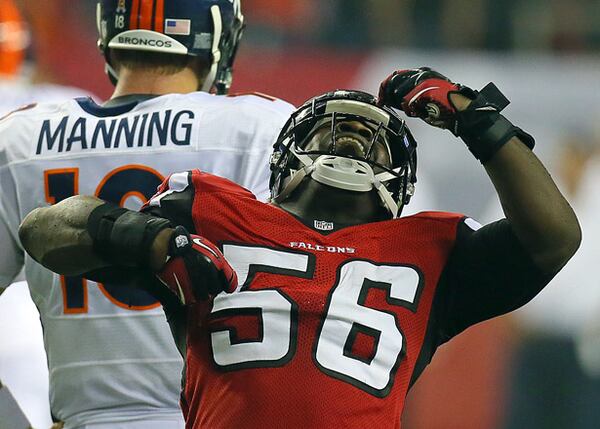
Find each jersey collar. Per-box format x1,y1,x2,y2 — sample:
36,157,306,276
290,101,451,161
75,94,158,117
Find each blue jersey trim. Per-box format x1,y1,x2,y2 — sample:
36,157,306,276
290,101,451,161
75,95,155,117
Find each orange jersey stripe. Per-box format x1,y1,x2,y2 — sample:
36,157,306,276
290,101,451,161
138,0,154,30
129,0,140,28
154,0,164,32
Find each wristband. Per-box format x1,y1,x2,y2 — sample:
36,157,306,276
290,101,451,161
87,202,172,268
453,83,535,163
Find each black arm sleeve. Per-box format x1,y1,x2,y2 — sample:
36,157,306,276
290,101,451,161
433,218,552,345
81,171,197,307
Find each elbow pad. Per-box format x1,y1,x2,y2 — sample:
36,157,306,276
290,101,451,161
87,202,172,268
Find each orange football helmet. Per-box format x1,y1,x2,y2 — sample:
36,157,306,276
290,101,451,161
0,0,29,76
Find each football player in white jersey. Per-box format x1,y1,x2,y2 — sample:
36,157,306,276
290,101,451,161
0,1,294,428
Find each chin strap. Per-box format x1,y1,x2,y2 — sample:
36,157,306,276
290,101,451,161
105,62,119,86
273,150,313,202
201,5,223,93
374,171,402,218
273,167,310,203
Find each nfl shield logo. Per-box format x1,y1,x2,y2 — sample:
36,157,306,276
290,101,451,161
314,220,334,231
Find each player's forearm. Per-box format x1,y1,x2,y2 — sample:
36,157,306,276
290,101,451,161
148,228,173,271
446,93,581,274
19,196,107,275
19,195,173,276
484,138,581,274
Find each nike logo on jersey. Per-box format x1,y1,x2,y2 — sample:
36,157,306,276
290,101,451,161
290,242,356,254
36,109,195,155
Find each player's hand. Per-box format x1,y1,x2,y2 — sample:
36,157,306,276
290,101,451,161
156,226,237,305
378,67,474,130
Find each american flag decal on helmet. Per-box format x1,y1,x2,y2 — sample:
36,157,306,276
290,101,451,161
165,19,191,36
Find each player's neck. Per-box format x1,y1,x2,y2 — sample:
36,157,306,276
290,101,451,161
110,67,201,99
278,179,389,227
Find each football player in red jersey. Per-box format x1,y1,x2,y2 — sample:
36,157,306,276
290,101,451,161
19,69,580,429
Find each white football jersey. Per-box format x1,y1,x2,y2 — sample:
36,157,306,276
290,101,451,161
0,91,294,428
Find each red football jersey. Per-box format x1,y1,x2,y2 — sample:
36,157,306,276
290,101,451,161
147,170,466,429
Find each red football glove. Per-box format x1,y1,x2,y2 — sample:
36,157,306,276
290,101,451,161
156,226,237,305
378,67,474,130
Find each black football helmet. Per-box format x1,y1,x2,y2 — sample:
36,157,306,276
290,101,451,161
96,0,244,94
270,90,418,218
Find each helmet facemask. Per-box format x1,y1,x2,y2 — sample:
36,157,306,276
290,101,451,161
270,91,417,219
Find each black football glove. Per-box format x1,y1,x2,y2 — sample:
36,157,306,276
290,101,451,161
378,67,477,131
156,226,237,305
378,67,535,163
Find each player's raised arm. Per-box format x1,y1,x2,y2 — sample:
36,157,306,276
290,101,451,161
379,68,581,276
19,193,236,305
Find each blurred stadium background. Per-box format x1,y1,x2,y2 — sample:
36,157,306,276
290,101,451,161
1,1,599,428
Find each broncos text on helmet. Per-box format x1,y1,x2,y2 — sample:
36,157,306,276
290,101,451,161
96,0,244,94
